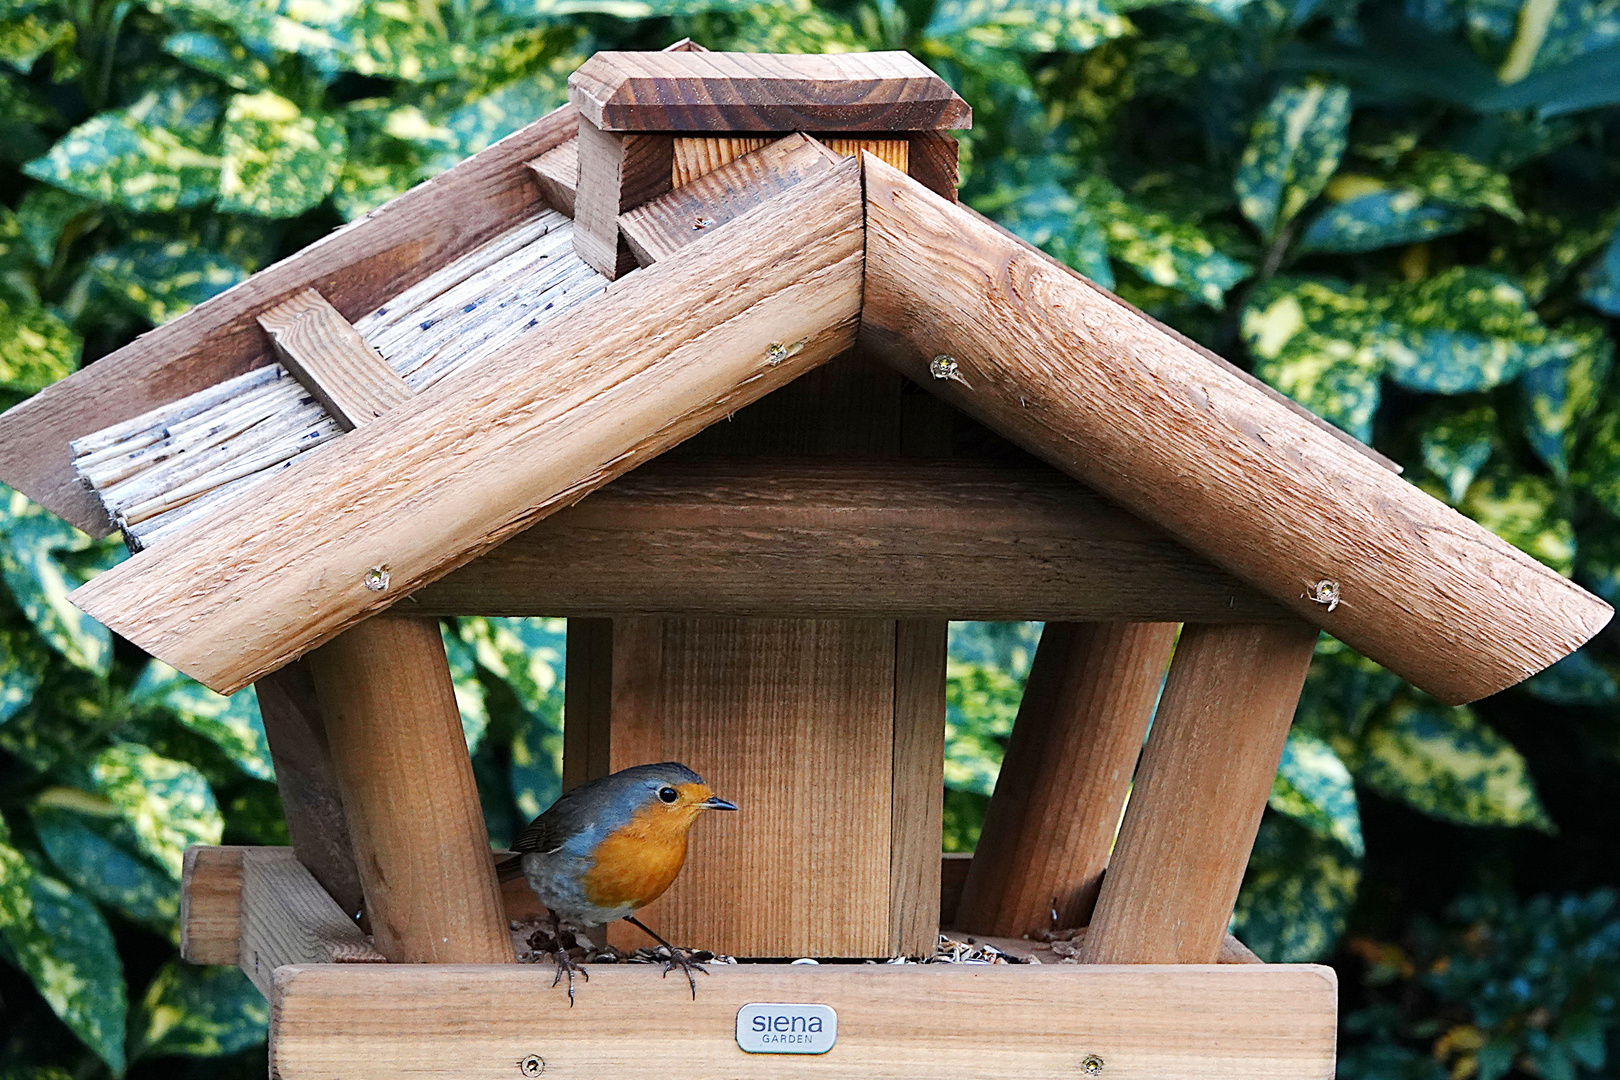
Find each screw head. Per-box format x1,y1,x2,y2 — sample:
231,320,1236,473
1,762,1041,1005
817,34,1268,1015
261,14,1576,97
693,216,715,230
363,565,390,592
518,1054,545,1077
1082,1055,1104,1075
929,354,960,380
765,341,788,365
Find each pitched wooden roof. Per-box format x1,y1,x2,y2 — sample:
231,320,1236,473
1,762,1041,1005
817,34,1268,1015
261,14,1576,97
0,51,1606,704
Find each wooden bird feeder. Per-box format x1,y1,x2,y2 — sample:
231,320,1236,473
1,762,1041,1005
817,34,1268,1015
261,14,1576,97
0,43,1608,1080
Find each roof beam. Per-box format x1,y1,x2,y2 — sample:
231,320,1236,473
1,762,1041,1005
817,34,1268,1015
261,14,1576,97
257,289,412,430
407,457,1286,622
72,158,866,694
570,50,970,132
859,154,1611,704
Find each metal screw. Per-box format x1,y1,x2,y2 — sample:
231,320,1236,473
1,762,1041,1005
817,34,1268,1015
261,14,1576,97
519,1055,545,1077
1307,579,1341,612
929,354,972,388
1082,1055,1104,1075
765,341,788,364
693,216,715,230
363,566,390,592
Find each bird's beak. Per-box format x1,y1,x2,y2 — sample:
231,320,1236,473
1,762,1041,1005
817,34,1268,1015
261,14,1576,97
702,796,739,811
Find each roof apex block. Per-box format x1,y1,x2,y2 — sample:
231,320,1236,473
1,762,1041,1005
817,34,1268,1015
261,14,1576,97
569,50,971,133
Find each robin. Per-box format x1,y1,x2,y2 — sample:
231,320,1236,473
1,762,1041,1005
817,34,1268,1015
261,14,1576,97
500,761,737,1003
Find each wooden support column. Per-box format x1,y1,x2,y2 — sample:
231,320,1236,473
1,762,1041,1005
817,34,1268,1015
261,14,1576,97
572,115,672,278
308,615,512,963
953,622,1177,938
1083,621,1319,964
253,662,365,920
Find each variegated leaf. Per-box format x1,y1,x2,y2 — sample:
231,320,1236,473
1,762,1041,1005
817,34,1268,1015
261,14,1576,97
1458,467,1574,574
31,798,181,934
89,743,224,879
993,181,1113,286
1583,226,1620,315
0,11,72,72
0,295,78,393
1357,695,1554,831
0,621,46,726
1299,187,1476,253
1231,814,1361,963
218,92,346,218
1520,319,1613,479
1421,404,1498,504
1397,149,1523,220
89,242,248,326
163,30,274,92
1234,81,1352,238
0,489,110,673
440,624,490,753
1270,728,1364,856
130,661,274,781
23,97,220,213
1090,177,1251,308
678,0,864,52
1382,268,1548,394
13,186,96,267
129,960,266,1060
1522,648,1618,705
945,658,1022,795
925,0,1134,53
1242,276,1384,440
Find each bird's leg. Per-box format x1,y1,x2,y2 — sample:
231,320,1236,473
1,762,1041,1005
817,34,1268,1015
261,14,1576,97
623,915,710,1000
548,910,589,1006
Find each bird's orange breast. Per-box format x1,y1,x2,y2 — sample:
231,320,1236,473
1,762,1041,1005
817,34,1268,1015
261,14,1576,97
580,802,695,912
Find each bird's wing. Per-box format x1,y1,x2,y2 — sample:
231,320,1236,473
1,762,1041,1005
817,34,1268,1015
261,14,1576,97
510,784,599,855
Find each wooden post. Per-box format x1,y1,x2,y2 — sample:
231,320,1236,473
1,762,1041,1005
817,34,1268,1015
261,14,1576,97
253,663,365,920
890,619,947,954
571,115,672,278
308,615,512,963
953,622,1177,938
1083,621,1319,964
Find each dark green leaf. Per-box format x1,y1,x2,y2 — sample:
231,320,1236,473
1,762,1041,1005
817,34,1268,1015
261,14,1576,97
89,743,224,879
440,624,489,752
1234,80,1351,238
129,960,266,1060
1231,813,1361,962
30,799,180,934
925,0,1134,53
1270,728,1364,856
130,662,273,781
89,242,248,326
218,93,346,218
1458,466,1574,574
1522,649,1619,705
1583,227,1620,315
1298,187,1476,253
1421,404,1498,504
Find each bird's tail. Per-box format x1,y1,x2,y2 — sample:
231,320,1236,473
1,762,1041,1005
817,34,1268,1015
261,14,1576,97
493,850,525,882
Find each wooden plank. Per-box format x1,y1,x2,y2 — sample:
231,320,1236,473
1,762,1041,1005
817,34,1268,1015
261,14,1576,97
72,160,866,695
407,458,1286,622
253,662,365,921
621,134,842,266
859,154,1610,704
307,615,513,964
955,622,1177,939
890,619,946,956
604,617,896,958
237,847,385,997
561,617,613,793
527,139,578,217
180,844,246,965
572,115,673,278
1084,621,1319,964
0,102,578,536
258,289,413,430
906,131,959,201
271,963,1337,1080
672,135,905,187
570,50,971,132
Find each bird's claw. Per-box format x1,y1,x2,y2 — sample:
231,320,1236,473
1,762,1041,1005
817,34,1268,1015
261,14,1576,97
549,949,589,1007
656,946,712,1000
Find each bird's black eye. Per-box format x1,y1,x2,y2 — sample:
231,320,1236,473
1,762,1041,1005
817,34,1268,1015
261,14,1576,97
658,786,679,804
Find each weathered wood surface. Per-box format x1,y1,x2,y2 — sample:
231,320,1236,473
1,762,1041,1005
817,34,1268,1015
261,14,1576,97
1084,621,1319,964
257,289,412,430
270,963,1337,1080
407,457,1286,621
236,847,384,997
601,617,898,958
906,131,959,200
252,663,365,921
562,617,613,793
890,619,947,955
955,622,1177,939
527,139,578,217
572,115,672,277
621,134,841,265
671,135,906,187
0,101,578,535
73,160,867,694
308,616,513,964
570,50,971,132
180,845,247,965
860,154,1610,704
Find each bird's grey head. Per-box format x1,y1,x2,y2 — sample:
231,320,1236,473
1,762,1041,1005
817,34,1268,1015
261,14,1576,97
613,762,738,812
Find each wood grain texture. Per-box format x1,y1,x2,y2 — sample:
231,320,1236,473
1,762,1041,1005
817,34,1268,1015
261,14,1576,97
860,154,1610,704
527,139,578,217
572,115,673,278
0,102,578,535
604,617,896,958
270,963,1337,1080
621,134,841,265
307,615,513,964
408,457,1285,621
890,619,947,956
238,847,385,998
906,131,959,201
180,845,246,965
253,663,365,921
561,617,613,793
73,160,866,694
1084,621,1319,964
257,289,412,430
955,622,1177,939
570,50,971,132
671,135,905,187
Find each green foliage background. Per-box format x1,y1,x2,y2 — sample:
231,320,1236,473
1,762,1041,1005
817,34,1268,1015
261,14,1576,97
0,0,1617,1074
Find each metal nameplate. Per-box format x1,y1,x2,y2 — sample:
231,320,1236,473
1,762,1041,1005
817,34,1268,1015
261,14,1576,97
735,1002,838,1054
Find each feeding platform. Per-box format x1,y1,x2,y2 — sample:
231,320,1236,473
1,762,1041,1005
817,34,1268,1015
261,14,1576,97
0,43,1608,1080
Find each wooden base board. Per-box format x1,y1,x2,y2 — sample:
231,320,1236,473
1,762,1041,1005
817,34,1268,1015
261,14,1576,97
271,962,1337,1079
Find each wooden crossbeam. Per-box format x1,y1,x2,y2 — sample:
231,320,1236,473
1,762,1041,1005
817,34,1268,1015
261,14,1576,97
259,289,412,430
860,154,1610,704
74,160,866,694
570,50,971,132
527,138,577,217
572,116,673,278
270,963,1336,1080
